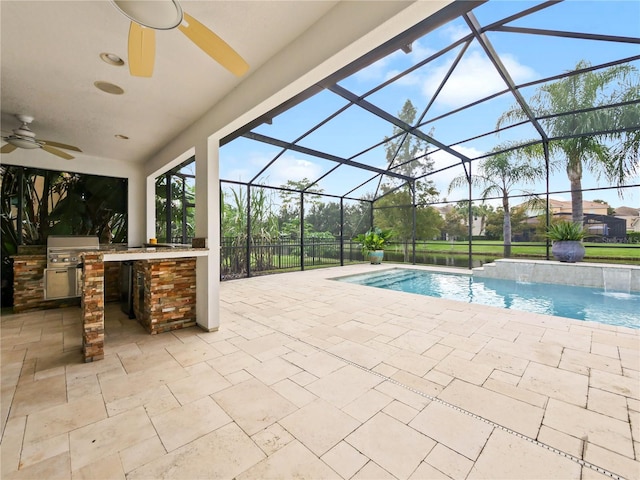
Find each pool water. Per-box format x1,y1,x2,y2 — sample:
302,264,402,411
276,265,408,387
339,268,640,329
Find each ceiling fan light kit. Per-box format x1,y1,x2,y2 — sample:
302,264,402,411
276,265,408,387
111,0,183,30
110,0,249,78
1,114,82,160
6,137,41,149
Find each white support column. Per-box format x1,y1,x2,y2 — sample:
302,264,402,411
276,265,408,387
145,174,156,243
194,135,220,331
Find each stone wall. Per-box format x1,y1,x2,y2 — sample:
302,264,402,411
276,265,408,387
12,255,121,313
133,258,197,334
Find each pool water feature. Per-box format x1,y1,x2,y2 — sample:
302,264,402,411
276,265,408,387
339,268,640,329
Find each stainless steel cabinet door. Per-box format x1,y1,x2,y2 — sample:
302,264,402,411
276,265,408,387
44,268,77,299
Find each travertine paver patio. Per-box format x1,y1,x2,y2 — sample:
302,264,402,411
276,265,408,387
1,264,639,479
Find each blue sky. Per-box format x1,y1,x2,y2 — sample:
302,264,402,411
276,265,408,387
219,1,640,210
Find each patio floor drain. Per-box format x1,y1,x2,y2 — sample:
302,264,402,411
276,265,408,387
271,328,627,480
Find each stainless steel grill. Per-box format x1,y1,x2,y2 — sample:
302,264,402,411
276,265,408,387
45,236,99,300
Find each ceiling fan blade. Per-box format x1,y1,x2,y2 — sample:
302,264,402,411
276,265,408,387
0,143,18,153
178,12,249,77
1,143,18,154
128,21,155,77
42,145,74,160
40,140,82,152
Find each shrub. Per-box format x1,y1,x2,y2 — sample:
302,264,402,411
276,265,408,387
545,221,588,241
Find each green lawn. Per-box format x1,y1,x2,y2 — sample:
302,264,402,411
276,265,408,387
405,240,640,260
225,241,639,278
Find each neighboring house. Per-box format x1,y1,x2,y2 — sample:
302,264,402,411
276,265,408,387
518,199,611,218
438,199,636,240
614,206,640,232
512,199,633,241
563,199,610,216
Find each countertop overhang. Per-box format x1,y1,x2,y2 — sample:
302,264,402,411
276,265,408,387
88,248,209,262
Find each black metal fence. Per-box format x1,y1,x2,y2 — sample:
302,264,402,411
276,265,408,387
220,237,364,279
220,237,640,279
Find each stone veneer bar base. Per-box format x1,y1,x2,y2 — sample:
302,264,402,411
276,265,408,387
473,258,640,292
80,249,205,362
133,258,197,334
12,256,120,313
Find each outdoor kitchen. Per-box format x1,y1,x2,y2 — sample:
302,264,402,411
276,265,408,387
11,236,119,313
11,235,208,362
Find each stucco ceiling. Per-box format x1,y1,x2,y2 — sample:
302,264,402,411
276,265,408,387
0,0,341,164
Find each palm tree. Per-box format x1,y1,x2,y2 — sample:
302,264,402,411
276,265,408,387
452,201,493,236
448,144,544,257
498,60,640,224
474,203,494,237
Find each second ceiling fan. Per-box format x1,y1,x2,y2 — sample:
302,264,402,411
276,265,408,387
112,0,249,78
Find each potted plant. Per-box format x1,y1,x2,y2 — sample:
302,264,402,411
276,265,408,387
546,221,588,263
354,227,394,264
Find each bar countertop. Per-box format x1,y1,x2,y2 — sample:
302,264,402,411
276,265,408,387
94,247,209,262
13,247,209,262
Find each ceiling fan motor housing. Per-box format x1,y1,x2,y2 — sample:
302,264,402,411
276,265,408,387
13,126,36,138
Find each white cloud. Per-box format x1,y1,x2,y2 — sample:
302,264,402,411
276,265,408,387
222,149,273,183
354,40,436,85
404,40,437,65
427,145,484,199
353,55,395,83
221,148,321,186
255,154,323,188
443,23,470,42
421,50,537,109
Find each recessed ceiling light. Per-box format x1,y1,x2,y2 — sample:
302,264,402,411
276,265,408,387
94,81,124,95
115,134,129,140
100,52,125,66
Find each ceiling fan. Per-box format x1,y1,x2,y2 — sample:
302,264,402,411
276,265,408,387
111,0,249,78
1,114,82,160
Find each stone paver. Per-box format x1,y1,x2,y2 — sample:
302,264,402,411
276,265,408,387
409,400,493,460
1,264,638,480
346,412,436,479
519,361,589,406
438,379,545,438
543,398,635,458
468,428,582,479
279,398,360,456
212,377,296,435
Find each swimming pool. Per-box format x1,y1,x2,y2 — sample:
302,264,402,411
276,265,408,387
339,268,640,329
